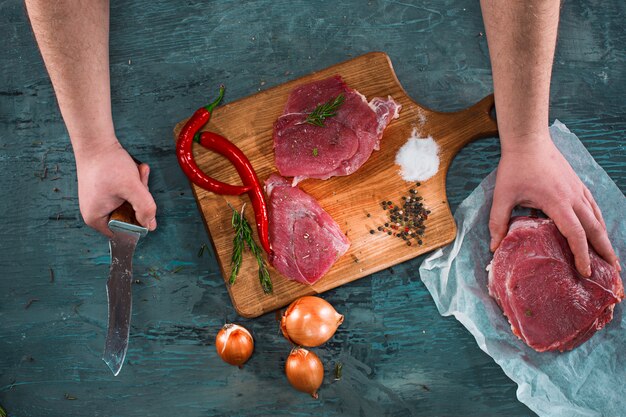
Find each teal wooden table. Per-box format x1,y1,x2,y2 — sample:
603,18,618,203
1,1,624,416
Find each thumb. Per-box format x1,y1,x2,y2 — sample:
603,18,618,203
489,191,514,252
122,181,157,231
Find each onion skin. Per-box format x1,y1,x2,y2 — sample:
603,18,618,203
285,347,324,399
281,296,344,347
215,324,254,367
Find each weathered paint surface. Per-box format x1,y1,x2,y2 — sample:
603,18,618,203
0,1,623,416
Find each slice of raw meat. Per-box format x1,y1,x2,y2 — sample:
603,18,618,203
488,216,623,352
274,75,401,185
265,174,350,285
273,116,360,178
283,76,347,114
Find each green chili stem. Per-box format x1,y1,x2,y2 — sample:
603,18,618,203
205,85,225,113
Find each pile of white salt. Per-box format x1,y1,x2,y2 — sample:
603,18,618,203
395,128,440,182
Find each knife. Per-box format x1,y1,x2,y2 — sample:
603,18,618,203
102,201,148,376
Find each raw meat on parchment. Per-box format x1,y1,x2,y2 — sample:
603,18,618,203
273,76,401,185
265,174,350,285
488,216,623,352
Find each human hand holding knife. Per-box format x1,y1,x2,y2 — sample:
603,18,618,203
102,157,150,376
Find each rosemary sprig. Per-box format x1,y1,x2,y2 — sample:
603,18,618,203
305,93,344,127
230,205,245,284
229,204,273,294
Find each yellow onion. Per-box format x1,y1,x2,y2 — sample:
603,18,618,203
281,296,344,347
285,347,324,399
215,324,254,367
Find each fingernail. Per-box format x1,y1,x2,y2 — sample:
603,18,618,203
585,265,591,277
148,217,157,231
616,259,622,273
490,238,495,252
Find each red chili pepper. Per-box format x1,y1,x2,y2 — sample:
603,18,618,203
176,86,249,195
197,131,271,256
176,86,272,256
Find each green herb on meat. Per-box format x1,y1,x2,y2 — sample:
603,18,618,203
305,94,344,127
312,147,318,157
229,204,273,294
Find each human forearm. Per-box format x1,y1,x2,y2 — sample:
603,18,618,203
25,0,116,153
26,0,157,236
480,0,560,151
481,0,618,274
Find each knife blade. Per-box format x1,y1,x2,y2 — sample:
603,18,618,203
102,202,148,376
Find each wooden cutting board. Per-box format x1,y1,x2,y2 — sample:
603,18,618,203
173,52,497,318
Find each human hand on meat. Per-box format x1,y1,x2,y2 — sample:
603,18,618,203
74,137,157,237
489,130,619,277
480,0,620,276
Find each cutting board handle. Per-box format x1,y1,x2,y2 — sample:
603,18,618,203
432,93,498,159
466,93,497,136
442,93,498,154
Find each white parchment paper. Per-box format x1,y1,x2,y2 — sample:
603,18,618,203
419,120,625,417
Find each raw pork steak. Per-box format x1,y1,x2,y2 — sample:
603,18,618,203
488,216,623,352
265,174,350,285
274,76,400,185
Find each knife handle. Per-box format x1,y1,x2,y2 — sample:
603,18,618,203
109,153,145,227
110,201,142,226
